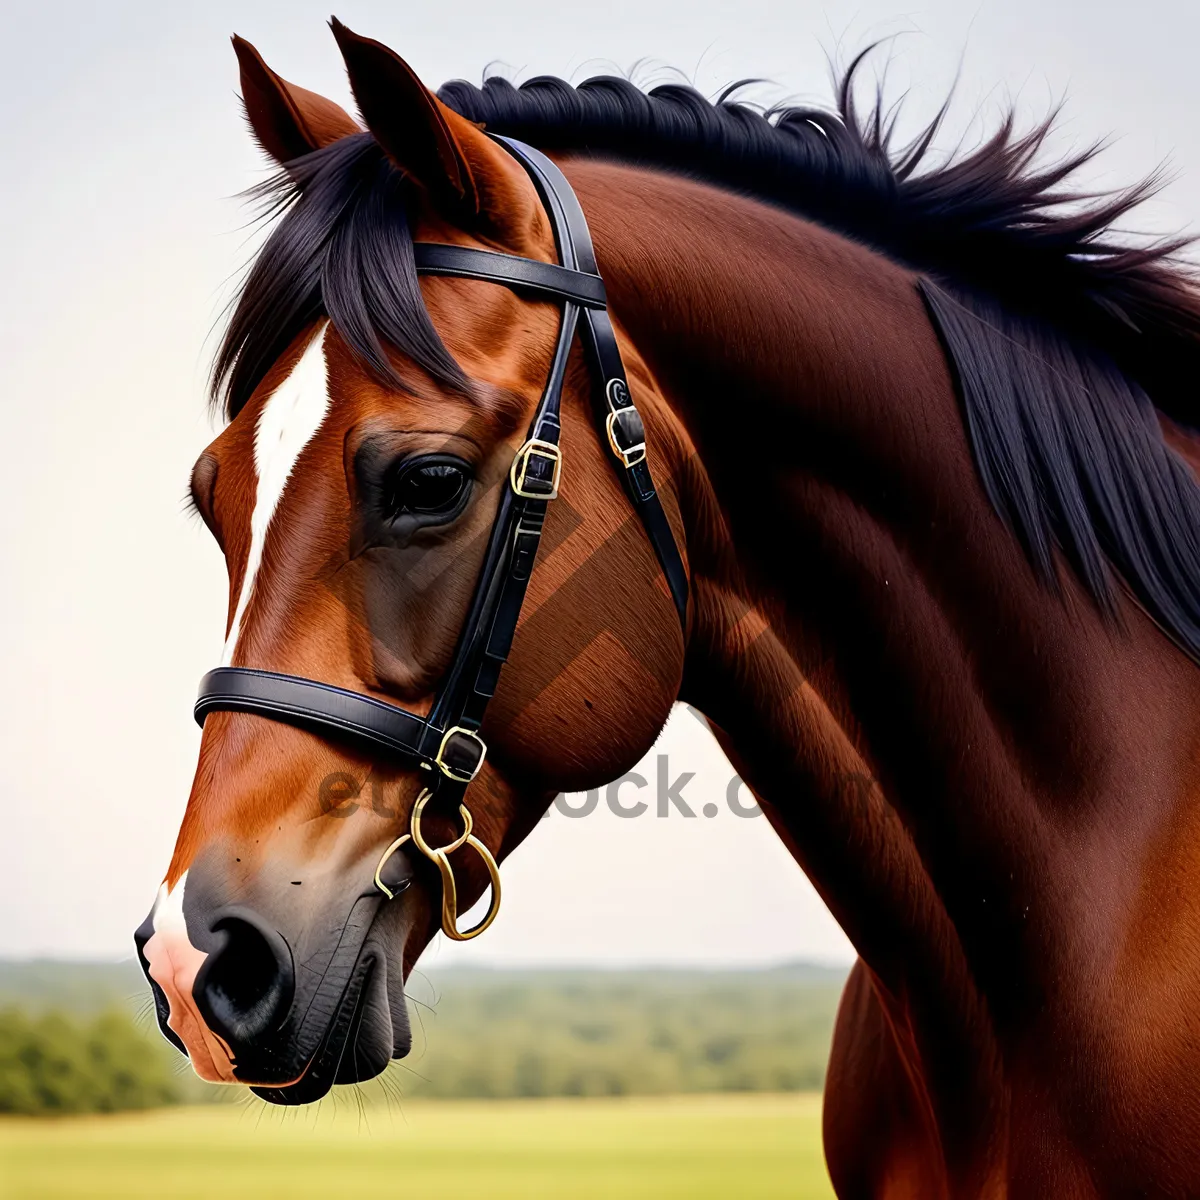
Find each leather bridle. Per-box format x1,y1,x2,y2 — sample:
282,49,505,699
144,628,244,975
193,138,688,939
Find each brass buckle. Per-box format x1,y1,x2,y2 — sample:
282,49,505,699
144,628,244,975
605,409,647,468
604,379,647,468
435,725,487,783
510,438,562,499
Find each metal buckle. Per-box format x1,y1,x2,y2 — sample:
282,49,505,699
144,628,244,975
605,409,647,468
434,726,487,783
510,438,562,499
604,379,647,468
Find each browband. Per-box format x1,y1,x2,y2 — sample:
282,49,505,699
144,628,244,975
411,244,607,309
195,137,688,811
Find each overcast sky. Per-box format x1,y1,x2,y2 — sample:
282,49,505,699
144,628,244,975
2,0,1197,967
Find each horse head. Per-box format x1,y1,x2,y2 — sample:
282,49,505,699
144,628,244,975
135,23,686,1104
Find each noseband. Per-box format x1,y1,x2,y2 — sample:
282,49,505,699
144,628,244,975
193,138,688,939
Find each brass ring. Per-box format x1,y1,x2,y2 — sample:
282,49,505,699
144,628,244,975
373,833,412,900
434,834,502,941
409,789,473,859
374,794,501,939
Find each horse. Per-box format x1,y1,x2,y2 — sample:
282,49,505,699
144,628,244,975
134,20,1200,1197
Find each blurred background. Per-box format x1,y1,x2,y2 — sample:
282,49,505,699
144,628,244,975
2,0,1198,1195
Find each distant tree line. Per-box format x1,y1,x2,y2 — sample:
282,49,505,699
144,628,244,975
397,967,845,1100
0,962,848,1113
0,1008,183,1115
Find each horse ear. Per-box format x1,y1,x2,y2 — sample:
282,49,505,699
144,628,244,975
330,19,525,224
233,35,359,164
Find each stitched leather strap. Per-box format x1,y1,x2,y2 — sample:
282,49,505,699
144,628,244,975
412,244,607,309
495,139,690,626
195,668,438,759
425,300,579,736
410,143,688,627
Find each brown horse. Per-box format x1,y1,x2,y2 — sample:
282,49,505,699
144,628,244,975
136,20,1200,1197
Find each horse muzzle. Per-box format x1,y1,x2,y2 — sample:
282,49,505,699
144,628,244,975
133,842,419,1104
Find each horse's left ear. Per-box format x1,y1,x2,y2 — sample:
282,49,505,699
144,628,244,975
233,36,360,164
330,18,532,228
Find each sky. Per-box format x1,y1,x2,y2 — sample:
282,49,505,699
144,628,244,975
2,0,1198,967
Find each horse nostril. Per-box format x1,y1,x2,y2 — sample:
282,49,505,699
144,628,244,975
194,913,294,1050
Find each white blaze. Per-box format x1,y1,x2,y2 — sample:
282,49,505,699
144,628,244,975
144,869,239,1083
150,871,190,936
221,325,332,665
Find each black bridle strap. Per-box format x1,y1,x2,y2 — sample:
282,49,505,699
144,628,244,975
491,139,690,623
411,147,689,625
195,666,439,760
424,298,580,739
195,136,687,794
410,244,607,309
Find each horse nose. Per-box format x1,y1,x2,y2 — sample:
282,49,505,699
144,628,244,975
193,911,295,1051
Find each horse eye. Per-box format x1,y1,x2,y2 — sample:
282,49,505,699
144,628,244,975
387,457,471,519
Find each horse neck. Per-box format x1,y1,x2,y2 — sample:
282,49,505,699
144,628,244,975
568,157,1200,1079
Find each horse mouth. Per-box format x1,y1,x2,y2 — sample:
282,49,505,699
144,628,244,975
249,957,379,1106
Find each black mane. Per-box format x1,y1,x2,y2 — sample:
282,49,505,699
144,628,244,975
215,53,1200,660
439,61,1200,428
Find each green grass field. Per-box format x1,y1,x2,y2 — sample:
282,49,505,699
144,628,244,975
0,1093,834,1199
